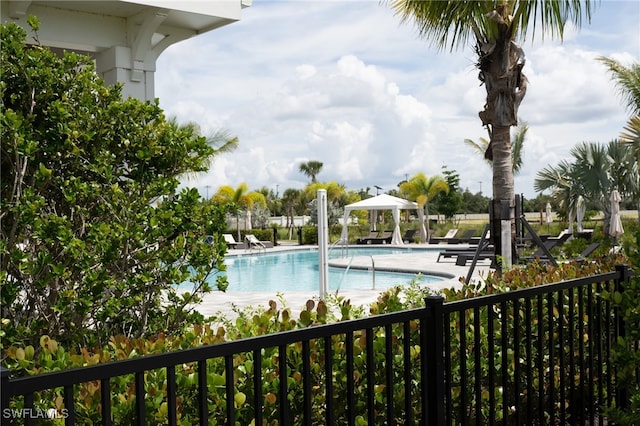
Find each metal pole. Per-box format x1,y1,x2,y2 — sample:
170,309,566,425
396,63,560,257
317,190,329,299
501,199,512,270
424,296,445,425
370,256,376,290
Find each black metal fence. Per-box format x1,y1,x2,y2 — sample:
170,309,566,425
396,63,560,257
1,265,635,425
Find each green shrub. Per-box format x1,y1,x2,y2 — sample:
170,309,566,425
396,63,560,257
5,260,633,424
302,226,318,245
601,230,640,425
0,20,229,350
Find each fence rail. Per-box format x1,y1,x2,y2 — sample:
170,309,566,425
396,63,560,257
2,265,635,425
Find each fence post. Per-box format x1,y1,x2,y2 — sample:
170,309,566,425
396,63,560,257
614,264,630,411
1,366,9,415
424,296,445,425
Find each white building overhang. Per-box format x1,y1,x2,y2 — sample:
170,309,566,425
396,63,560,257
2,0,251,101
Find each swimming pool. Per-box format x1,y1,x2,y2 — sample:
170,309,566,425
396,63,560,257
194,247,443,293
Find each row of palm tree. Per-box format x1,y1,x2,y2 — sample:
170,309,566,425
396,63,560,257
534,58,640,231
534,141,638,234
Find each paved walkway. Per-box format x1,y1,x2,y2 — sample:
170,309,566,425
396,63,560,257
194,243,493,319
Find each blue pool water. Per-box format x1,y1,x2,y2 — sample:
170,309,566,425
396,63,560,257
189,247,443,293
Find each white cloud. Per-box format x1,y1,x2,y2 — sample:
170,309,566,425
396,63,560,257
156,0,639,200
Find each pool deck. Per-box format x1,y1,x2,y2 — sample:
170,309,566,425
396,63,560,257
194,243,494,319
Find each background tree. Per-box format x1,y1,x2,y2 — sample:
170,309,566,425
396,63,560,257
299,160,323,183
399,173,449,242
212,183,266,238
535,140,635,235
465,122,528,175
281,188,302,230
390,0,594,266
461,189,491,214
305,181,349,227
433,166,463,220
256,186,281,217
599,57,640,222
0,21,231,348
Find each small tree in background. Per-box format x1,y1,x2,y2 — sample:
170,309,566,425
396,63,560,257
433,165,463,220
299,160,323,183
399,173,449,242
0,20,232,349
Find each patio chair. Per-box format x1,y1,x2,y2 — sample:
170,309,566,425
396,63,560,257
578,242,600,258
448,229,477,244
369,230,393,244
570,242,601,264
519,239,563,265
223,233,244,249
437,245,494,263
245,234,267,251
546,230,572,244
429,228,459,244
357,231,380,245
402,229,417,243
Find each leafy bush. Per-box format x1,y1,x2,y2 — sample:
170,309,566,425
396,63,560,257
5,261,633,424
301,226,318,245
601,230,640,425
0,20,230,350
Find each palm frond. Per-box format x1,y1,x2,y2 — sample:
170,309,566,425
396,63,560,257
598,57,640,115
511,122,528,174
388,0,594,51
620,115,640,165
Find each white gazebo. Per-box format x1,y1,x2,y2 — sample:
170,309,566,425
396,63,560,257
340,194,418,245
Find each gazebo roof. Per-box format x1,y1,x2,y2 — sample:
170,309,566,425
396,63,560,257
344,194,418,212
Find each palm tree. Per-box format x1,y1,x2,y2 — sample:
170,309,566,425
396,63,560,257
535,141,636,235
399,173,449,242
390,0,595,266
465,122,528,174
534,159,578,215
213,183,265,240
299,160,323,183
168,118,239,178
599,57,640,222
281,188,302,235
598,57,640,163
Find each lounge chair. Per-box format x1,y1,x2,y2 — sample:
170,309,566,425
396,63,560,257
448,229,477,244
245,234,267,250
223,233,244,249
547,230,572,244
568,242,601,264
519,239,563,265
369,230,393,245
357,231,380,245
437,246,494,263
429,229,459,244
402,229,417,244
578,242,600,258
454,251,495,266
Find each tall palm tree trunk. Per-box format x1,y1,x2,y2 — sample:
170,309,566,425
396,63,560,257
490,125,515,264
478,15,524,269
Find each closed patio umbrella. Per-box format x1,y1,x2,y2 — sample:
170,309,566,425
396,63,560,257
609,190,624,242
576,196,586,232
545,202,552,232
245,209,252,231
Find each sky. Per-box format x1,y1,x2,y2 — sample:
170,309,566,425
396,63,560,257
155,0,640,200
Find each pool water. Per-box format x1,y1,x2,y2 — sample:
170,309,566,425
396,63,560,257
190,248,443,293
